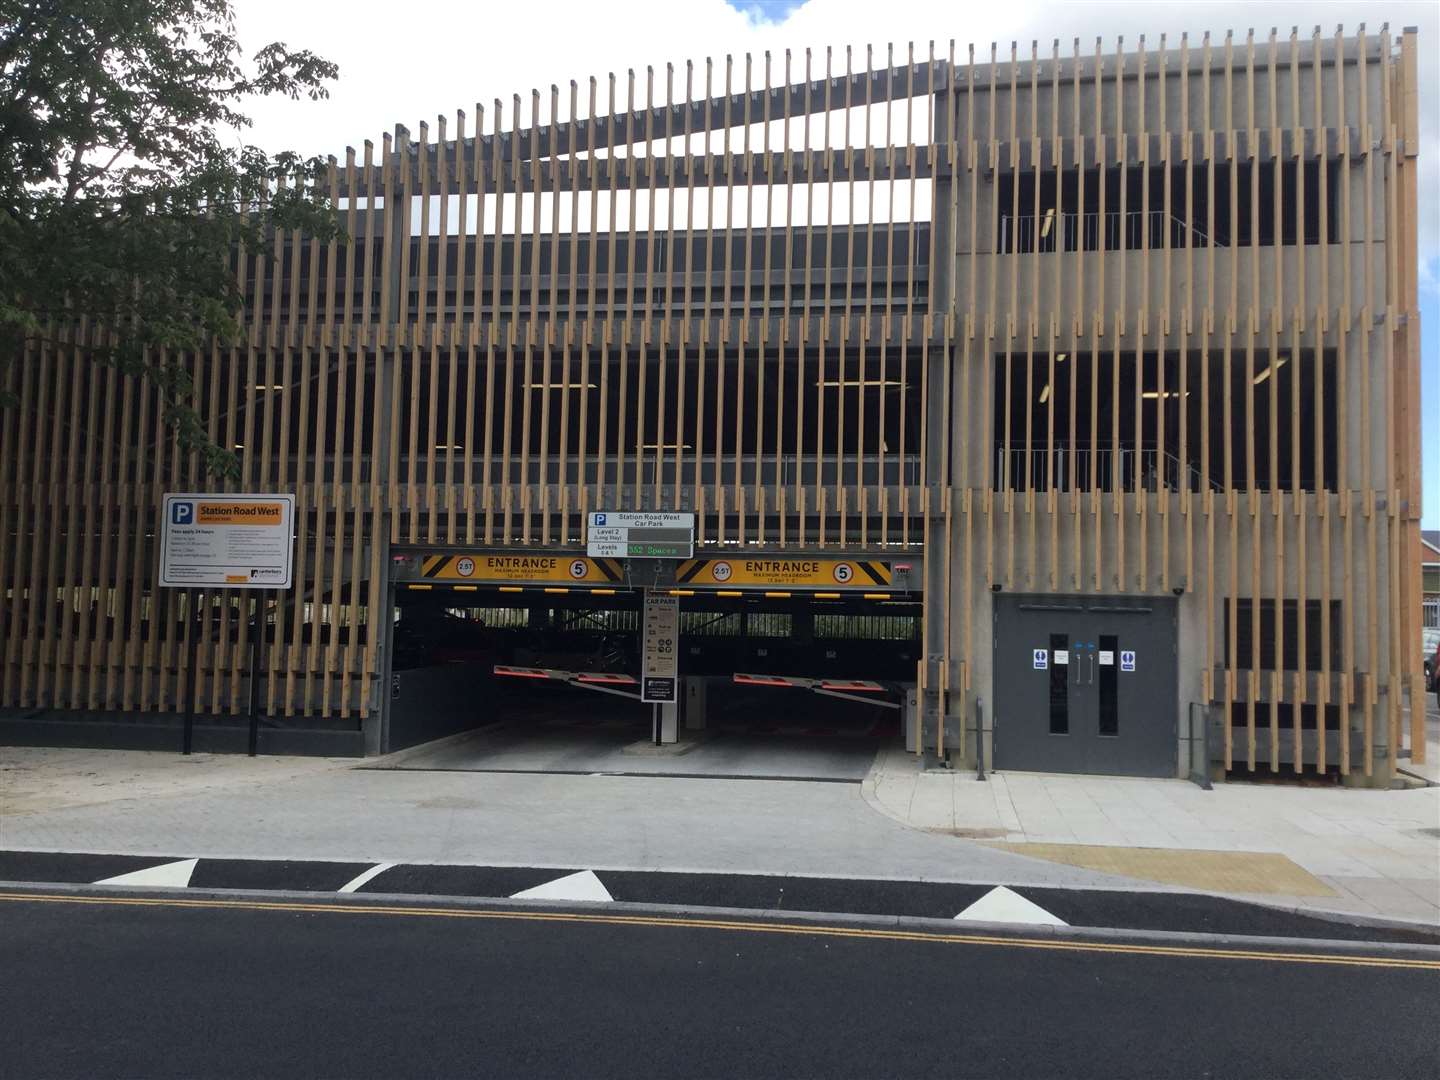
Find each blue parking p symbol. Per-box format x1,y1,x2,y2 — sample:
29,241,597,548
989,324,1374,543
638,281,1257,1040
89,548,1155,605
171,501,194,525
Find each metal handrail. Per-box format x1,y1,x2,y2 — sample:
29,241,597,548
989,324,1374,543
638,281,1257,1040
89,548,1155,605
993,443,1222,494
999,209,1229,253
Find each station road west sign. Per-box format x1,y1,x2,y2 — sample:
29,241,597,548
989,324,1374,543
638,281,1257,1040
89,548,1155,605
586,512,695,559
159,493,295,589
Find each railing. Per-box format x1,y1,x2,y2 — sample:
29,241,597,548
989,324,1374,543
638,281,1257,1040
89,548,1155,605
399,451,923,490
998,209,1228,254
1185,702,1214,789
993,444,1221,494
216,452,923,490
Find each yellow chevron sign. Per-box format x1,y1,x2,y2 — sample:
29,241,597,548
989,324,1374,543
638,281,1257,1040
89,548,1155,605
674,558,893,589
419,554,624,584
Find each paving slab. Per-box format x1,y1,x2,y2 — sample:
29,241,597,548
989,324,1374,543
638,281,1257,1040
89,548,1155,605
861,748,1440,925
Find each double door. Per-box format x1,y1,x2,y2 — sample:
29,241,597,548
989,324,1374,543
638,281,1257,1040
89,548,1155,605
993,595,1177,777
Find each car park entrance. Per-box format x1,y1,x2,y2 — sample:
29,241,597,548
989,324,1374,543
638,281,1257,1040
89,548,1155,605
381,548,920,780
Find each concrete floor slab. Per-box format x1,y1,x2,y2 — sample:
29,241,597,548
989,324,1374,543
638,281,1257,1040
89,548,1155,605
374,723,881,782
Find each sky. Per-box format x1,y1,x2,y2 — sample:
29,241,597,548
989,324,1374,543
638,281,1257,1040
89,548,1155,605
230,0,1438,527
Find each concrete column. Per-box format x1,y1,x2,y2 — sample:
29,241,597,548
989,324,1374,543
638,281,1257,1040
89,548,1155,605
658,701,679,744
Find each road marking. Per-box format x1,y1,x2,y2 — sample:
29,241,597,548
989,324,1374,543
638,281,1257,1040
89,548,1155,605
94,859,198,889
1,891,1436,971
337,863,394,894
511,870,612,903
955,886,1067,927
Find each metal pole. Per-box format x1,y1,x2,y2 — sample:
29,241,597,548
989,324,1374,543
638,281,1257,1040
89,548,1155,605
974,697,986,781
248,589,266,756
652,702,660,746
181,588,201,755
245,593,259,724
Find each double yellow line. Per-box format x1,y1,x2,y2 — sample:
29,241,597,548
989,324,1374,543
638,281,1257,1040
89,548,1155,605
3,891,1436,971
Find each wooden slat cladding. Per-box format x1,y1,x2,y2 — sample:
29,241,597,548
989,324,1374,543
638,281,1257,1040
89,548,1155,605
0,30,1423,775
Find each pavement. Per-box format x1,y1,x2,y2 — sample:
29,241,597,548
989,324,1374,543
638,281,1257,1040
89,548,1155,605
0,746,1120,889
864,746,1440,925
0,745,349,816
2,697,1437,929
2,888,1437,1080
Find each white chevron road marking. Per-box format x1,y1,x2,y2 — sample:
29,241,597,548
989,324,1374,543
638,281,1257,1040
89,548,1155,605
95,858,199,889
337,863,395,893
953,886,1068,926
511,870,613,903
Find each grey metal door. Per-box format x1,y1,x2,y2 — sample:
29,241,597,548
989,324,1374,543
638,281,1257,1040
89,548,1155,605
993,595,1177,777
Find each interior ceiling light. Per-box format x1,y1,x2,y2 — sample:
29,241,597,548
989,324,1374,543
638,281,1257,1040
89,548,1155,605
1040,207,1055,239
254,384,285,391
641,443,693,450
530,382,598,390
817,378,903,388
1054,353,1067,363
435,444,464,450
1252,355,1288,386
1038,384,1051,404
1141,390,1189,400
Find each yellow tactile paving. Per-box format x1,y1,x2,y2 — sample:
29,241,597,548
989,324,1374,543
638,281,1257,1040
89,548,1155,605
986,843,1337,897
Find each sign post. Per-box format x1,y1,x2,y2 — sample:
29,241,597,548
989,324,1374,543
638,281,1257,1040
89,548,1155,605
160,494,294,755
642,590,679,715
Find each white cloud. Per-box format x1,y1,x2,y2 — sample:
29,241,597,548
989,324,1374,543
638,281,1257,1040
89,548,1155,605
231,0,1437,279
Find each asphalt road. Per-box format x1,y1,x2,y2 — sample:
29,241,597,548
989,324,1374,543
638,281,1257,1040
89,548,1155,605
3,890,1437,1079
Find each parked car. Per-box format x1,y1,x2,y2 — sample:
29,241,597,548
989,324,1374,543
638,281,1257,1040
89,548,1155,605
1428,630,1440,707
1426,627,1440,690
392,607,496,670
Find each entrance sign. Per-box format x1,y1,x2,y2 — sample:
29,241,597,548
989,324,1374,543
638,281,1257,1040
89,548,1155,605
641,590,679,703
675,557,893,589
417,553,624,585
159,493,294,589
587,512,695,559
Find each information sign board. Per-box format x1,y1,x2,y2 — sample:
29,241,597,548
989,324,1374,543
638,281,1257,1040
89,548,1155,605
587,512,695,559
159,493,294,589
641,590,679,703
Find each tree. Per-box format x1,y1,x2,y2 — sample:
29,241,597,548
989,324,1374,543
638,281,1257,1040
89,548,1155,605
0,0,340,477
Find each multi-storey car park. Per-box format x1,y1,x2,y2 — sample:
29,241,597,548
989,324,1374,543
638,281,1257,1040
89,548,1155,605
0,27,1426,785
